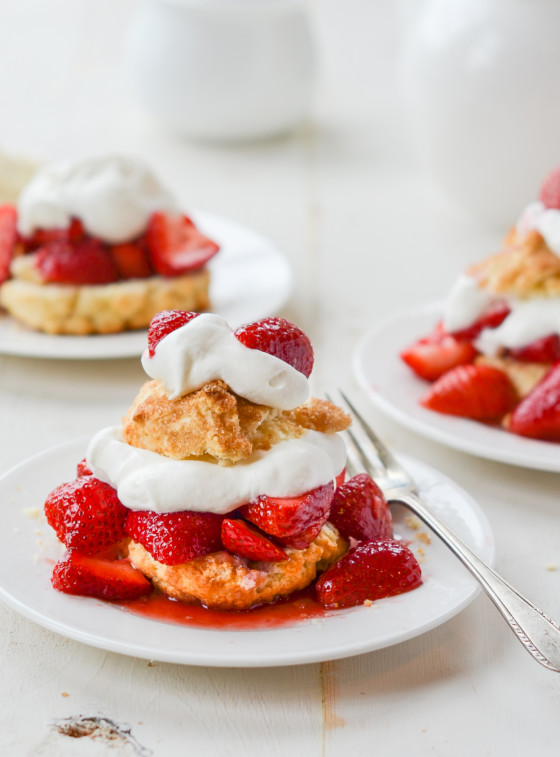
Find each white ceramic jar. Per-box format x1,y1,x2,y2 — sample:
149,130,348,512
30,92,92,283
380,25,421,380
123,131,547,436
122,0,317,142
399,0,560,228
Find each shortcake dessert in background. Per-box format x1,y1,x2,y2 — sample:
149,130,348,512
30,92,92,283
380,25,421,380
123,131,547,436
43,313,422,613
401,167,560,442
0,155,219,334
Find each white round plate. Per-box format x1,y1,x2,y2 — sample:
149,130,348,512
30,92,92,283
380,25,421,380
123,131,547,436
354,302,560,472
0,210,292,360
0,437,494,667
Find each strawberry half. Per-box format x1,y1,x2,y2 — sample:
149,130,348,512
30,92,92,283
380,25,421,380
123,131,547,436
539,167,560,210
125,509,223,565
109,240,153,279
221,518,288,562
36,240,119,285
147,309,200,357
0,204,17,284
52,550,151,600
20,217,85,252
401,323,477,382
507,363,560,441
316,539,423,609
508,334,560,364
449,302,511,342
421,363,518,421
329,474,393,542
44,476,128,556
241,482,334,549
234,317,314,377
146,212,220,276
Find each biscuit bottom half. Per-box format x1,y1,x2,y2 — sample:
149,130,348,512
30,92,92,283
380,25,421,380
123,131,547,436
126,522,347,611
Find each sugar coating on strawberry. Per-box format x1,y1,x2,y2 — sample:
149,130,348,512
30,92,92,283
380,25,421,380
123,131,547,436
329,474,393,542
0,204,17,284
241,482,334,549
421,363,518,421
507,362,560,441
44,476,128,556
125,509,223,565
315,539,423,609
36,240,119,285
147,309,200,357
234,317,314,377
146,211,220,277
221,518,288,562
539,167,560,210
52,550,151,600
401,324,477,382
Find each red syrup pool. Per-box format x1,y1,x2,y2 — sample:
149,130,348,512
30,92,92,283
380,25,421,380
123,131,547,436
115,587,333,631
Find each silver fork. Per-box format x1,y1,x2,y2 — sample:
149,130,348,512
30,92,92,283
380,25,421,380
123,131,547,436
328,389,560,673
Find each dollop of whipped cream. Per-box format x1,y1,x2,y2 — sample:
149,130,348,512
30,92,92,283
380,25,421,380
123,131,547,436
87,426,345,514
443,274,560,356
142,313,310,409
516,200,560,255
17,155,176,243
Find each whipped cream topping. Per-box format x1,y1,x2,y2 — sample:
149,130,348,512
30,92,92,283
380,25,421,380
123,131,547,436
87,426,345,514
17,155,176,243
443,274,560,356
516,201,560,255
142,313,310,409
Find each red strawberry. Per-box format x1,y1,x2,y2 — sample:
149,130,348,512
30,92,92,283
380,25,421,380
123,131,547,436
508,334,560,363
507,363,560,441
44,476,128,556
52,550,151,600
36,240,119,284
146,212,219,276
125,509,223,565
335,468,346,487
449,302,511,341
316,539,422,609
329,474,393,542
76,458,92,477
147,309,200,357
109,240,153,279
539,167,560,209
20,217,85,252
401,324,477,382
241,482,334,549
234,317,314,377
0,204,18,284
221,518,288,562
421,363,518,421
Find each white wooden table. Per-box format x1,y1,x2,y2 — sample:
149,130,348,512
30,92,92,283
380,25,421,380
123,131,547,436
1,2,559,754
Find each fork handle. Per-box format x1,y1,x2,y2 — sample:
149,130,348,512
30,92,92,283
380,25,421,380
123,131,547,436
392,492,560,673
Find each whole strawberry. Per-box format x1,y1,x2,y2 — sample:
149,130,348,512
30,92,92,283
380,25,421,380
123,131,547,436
44,476,128,556
329,474,393,542
52,550,151,600
234,317,314,377
316,539,422,609
125,509,223,565
147,309,200,356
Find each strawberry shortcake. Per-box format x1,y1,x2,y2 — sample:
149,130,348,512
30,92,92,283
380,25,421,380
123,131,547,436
0,156,219,335
401,167,560,442
44,313,422,612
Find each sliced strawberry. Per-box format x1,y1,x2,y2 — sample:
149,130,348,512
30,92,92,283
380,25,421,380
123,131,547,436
109,240,153,279
20,217,85,252
421,363,518,421
449,302,511,341
0,204,18,284
539,167,560,209
401,324,477,382
146,212,220,276
36,240,119,285
335,468,346,487
241,482,334,549
221,518,288,562
125,509,223,565
507,363,560,441
76,458,92,477
508,334,560,363
234,317,314,377
329,474,393,542
52,550,151,600
316,539,423,609
147,309,200,357
44,476,128,556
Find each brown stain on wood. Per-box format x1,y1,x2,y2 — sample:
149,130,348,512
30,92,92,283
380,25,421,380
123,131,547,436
52,716,152,755
321,662,346,739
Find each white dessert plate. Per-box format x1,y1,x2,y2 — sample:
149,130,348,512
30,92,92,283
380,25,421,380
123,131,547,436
0,210,292,360
0,436,494,667
354,302,560,473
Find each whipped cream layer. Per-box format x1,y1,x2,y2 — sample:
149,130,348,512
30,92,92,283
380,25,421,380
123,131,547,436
142,313,310,409
443,274,560,356
17,155,176,243
516,201,560,255
87,426,345,514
